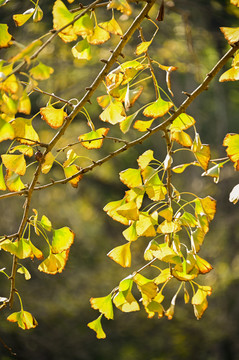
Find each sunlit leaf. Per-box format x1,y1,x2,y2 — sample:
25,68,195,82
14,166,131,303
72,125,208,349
171,130,192,147
125,187,144,208
170,113,195,132
63,149,79,168
223,133,239,170
122,221,138,241
193,299,209,320
97,94,111,109
191,285,212,305
107,242,131,267
229,183,239,204
133,273,158,304
158,207,173,222
231,0,239,6
12,117,39,145
192,134,210,170
18,91,31,115
120,111,139,134
52,227,75,254
87,315,106,339
0,116,14,142
220,26,239,44
191,227,205,252
53,0,77,42
40,105,67,129
0,0,10,7
40,215,52,232
5,170,25,192
157,220,181,234
87,25,110,45
195,196,216,222
116,201,139,221
99,17,123,36
143,96,173,118
178,211,197,227
219,66,239,82
72,39,92,60
9,40,42,63
0,24,13,48
90,294,114,320
38,250,69,274
195,255,213,274
7,310,38,330
150,242,182,264
1,238,43,260
137,150,154,170
30,62,54,80
73,13,94,37
79,128,109,149
172,162,198,173
13,9,34,27
107,0,132,15
1,154,26,176
120,168,142,188
201,163,222,183
64,164,83,188
136,212,157,237
41,152,55,174
154,268,172,285
99,101,126,124
134,119,155,132
103,198,129,225
135,41,152,55
0,164,6,190
17,265,31,280
33,6,43,23
113,290,140,312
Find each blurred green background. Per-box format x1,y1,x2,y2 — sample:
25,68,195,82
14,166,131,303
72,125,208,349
0,0,239,359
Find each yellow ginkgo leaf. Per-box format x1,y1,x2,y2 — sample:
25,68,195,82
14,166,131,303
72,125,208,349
99,17,123,36
231,0,239,5
64,164,83,188
79,128,109,149
113,290,140,312
0,116,14,142
0,24,13,48
53,0,77,42
7,310,38,330
87,25,110,45
38,250,69,274
1,154,26,175
0,164,6,190
12,117,39,145
107,0,132,15
9,40,42,63
72,39,92,60
223,133,239,170
13,9,34,26
5,170,25,192
73,13,94,37
41,152,55,174
40,105,67,129
143,96,173,118
30,62,54,80
137,150,154,170
119,168,142,188
171,130,193,147
220,26,239,44
135,41,152,55
170,113,195,132
133,119,155,132
107,242,131,267
219,66,239,82
18,91,31,115
103,199,129,225
87,315,106,339
90,294,114,320
99,101,125,124
52,227,75,254
116,201,139,221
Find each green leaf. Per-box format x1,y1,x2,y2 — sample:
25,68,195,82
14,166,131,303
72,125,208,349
30,62,54,80
90,294,114,320
73,13,94,37
87,315,106,339
52,227,75,254
0,24,13,48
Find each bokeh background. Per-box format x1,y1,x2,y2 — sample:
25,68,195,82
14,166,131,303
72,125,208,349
0,0,239,359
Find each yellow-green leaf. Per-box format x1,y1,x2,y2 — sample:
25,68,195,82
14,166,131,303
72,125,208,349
116,201,139,221
52,227,75,254
99,17,123,36
72,39,92,60
137,150,154,170
90,294,114,320
87,315,106,339
122,222,138,241
0,24,13,48
223,133,239,170
7,310,38,330
64,164,83,188
30,62,54,80
5,170,25,192
0,164,6,190
143,96,173,118
135,41,152,55
79,128,109,149
103,199,129,225
38,250,69,274
171,130,193,147
113,290,140,312
119,168,142,188
136,212,157,237
0,116,14,142
73,13,94,37
12,117,39,145
40,105,67,129
53,0,76,42
87,25,110,45
41,152,55,174
40,215,52,232
17,265,31,280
